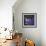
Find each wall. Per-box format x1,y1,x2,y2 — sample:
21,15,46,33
41,0,46,46
0,0,16,30
13,0,41,46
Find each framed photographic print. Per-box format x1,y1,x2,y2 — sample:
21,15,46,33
22,13,37,28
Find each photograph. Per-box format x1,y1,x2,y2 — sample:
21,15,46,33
22,13,37,28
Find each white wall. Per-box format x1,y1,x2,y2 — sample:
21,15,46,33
13,0,41,46
41,0,46,46
0,0,16,30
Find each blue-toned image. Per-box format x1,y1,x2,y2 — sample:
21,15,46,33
24,15,34,25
